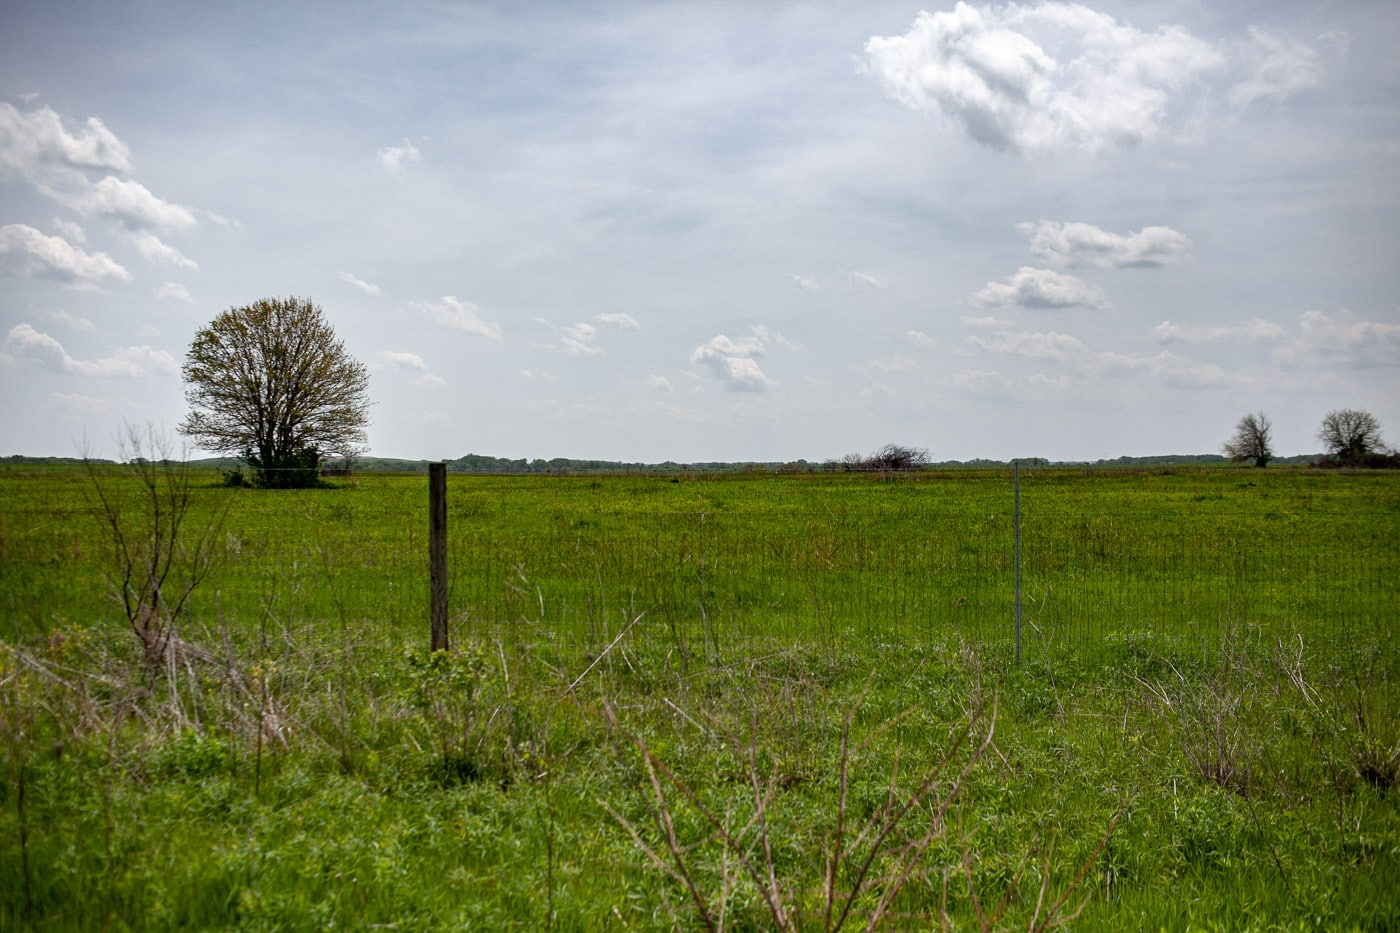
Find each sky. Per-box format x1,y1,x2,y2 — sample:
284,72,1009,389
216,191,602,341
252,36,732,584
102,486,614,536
2,0,1398,464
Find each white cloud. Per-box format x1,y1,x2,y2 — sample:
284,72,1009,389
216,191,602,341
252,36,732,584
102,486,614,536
967,327,1090,363
5,324,83,372
691,334,776,392
907,329,940,349
972,266,1107,309
416,296,503,339
1153,317,1286,344
561,322,604,357
0,223,130,284
967,323,1227,388
0,103,133,178
383,350,445,386
3,323,177,377
596,312,640,330
378,139,421,172
960,315,1016,329
1230,27,1322,110
75,176,197,232
101,345,179,377
383,348,420,369
130,232,198,269
939,367,1087,403
543,315,641,356
868,354,917,373
707,334,765,357
1156,358,1230,390
1018,220,1192,268
1315,30,1350,61
865,2,1226,153
47,310,96,332
646,374,674,392
1153,310,1399,371
340,271,381,295
154,282,194,304
1294,309,1400,367
52,217,87,244
751,324,802,352
792,272,888,293
46,392,114,416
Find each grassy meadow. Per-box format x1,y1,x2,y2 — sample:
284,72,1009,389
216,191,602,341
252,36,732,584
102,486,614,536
1,464,1398,929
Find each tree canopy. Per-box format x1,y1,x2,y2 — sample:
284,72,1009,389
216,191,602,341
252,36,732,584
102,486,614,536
179,297,370,487
1222,411,1273,468
1317,409,1388,466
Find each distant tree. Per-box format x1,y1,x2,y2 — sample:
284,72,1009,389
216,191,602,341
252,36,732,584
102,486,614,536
839,452,865,472
180,297,370,488
1317,409,1387,465
865,443,930,472
1222,412,1274,468
837,444,930,473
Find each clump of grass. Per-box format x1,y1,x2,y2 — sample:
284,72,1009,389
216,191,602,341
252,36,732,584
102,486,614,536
1282,639,1400,793
601,669,1123,931
1137,632,1269,797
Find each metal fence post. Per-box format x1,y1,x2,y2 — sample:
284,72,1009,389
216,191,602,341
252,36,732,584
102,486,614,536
429,462,449,652
1014,460,1022,665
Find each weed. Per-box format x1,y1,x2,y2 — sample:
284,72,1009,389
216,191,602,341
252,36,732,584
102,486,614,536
1138,632,1271,797
1283,639,1400,793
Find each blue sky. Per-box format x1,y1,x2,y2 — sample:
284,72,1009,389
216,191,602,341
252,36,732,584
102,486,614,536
2,0,1397,462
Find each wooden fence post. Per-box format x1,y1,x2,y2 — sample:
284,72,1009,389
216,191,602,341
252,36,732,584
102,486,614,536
429,462,449,652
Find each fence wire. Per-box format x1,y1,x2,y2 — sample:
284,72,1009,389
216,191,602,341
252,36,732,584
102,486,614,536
2,467,1395,669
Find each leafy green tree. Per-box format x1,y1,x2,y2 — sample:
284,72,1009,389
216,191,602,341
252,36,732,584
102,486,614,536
1222,411,1273,468
180,297,370,487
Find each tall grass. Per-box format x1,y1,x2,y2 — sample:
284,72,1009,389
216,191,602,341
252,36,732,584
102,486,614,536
5,467,1394,664
1,465,1397,928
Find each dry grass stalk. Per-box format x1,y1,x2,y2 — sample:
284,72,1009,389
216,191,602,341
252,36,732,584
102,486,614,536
604,683,1004,932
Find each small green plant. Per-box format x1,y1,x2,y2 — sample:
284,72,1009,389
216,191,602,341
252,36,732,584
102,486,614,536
153,730,232,779
400,643,498,784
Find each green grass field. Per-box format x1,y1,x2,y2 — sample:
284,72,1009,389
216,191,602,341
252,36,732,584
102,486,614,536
2,465,1397,929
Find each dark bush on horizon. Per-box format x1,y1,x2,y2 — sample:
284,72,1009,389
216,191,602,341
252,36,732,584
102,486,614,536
834,443,931,473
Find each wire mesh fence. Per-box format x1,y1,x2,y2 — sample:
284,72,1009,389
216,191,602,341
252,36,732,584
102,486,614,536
3,465,1395,671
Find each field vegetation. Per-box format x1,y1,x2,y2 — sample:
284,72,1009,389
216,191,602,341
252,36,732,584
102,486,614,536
1,464,1397,929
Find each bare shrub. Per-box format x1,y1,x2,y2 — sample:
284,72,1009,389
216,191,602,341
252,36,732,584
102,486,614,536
85,424,227,678
1138,647,1262,797
603,677,1120,931
839,444,931,474
1282,640,1400,792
